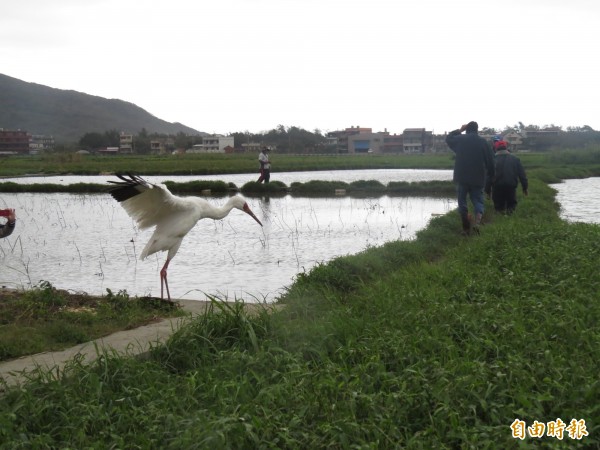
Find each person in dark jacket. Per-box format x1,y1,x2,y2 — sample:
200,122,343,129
0,208,16,239
485,140,528,214
446,121,495,235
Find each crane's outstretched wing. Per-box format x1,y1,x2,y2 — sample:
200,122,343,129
108,173,189,230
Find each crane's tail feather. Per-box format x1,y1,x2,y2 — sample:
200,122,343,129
108,173,151,203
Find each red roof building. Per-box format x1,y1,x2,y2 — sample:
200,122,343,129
0,129,30,155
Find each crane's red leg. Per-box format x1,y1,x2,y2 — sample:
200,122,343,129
160,258,172,302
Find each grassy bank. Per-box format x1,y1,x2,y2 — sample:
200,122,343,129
0,283,183,361
1,173,598,448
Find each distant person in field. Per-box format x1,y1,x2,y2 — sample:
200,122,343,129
485,140,528,214
0,208,16,239
446,121,495,235
257,147,271,183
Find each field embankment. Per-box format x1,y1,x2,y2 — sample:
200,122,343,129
1,148,599,178
1,172,598,448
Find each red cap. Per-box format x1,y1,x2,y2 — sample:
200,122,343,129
494,140,508,151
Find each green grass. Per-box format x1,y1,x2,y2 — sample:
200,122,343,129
0,152,455,177
1,171,598,448
2,149,598,178
0,282,184,361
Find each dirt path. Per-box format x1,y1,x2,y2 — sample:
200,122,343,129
0,300,272,390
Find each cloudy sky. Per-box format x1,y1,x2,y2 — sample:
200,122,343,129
1,0,598,135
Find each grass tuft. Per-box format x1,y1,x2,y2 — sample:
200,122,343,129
0,283,184,361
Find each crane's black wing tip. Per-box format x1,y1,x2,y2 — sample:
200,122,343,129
108,173,149,202
110,186,141,203
107,172,143,185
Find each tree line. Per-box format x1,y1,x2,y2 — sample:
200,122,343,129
78,125,330,154
77,123,600,154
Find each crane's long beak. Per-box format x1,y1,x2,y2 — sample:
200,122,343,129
243,203,263,226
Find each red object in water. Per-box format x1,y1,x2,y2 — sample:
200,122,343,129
0,209,12,217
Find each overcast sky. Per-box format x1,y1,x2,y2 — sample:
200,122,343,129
1,0,598,135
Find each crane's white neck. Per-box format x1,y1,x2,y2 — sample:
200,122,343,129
204,197,239,221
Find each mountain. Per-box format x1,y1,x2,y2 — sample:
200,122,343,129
0,73,204,143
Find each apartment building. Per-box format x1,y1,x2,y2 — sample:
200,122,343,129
327,126,373,153
0,129,30,155
29,134,55,153
187,135,234,153
402,128,433,153
348,132,385,153
119,132,134,153
383,134,403,153
328,126,435,154
203,135,234,153
150,137,175,154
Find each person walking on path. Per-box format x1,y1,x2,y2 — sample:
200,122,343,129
446,121,495,235
257,147,271,183
0,208,16,239
485,140,528,214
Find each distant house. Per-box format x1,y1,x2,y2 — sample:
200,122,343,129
97,147,120,155
0,129,30,155
203,135,234,153
29,134,54,153
383,134,403,153
328,126,373,153
150,137,174,154
348,132,385,153
402,128,433,153
327,126,435,154
187,135,234,153
523,129,561,150
120,132,134,153
502,131,524,151
326,134,338,147
240,142,262,154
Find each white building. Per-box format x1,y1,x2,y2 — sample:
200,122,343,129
120,132,133,153
188,135,234,153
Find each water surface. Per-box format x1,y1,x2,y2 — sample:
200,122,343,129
4,172,597,302
552,177,600,224
1,185,455,302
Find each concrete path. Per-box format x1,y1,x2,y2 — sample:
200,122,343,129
0,300,272,390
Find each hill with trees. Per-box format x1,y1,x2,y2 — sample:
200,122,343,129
0,73,203,144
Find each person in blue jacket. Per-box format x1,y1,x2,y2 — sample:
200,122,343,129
446,121,495,235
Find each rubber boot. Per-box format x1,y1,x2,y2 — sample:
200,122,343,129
461,213,471,236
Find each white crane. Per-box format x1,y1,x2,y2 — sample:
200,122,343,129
108,173,262,301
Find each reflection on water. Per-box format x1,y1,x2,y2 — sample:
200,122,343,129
552,177,600,224
0,192,455,302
